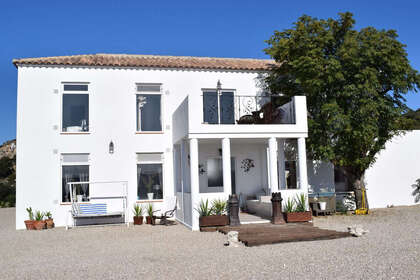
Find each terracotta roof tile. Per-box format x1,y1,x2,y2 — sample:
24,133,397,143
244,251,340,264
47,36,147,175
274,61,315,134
13,54,276,71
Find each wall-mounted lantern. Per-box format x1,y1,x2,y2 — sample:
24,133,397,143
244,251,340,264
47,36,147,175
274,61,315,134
109,140,114,154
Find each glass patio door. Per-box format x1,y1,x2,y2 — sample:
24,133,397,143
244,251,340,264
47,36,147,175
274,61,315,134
203,91,235,124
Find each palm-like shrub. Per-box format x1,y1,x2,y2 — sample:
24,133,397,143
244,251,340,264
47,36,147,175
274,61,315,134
284,198,295,213
295,193,307,212
412,179,420,203
133,204,143,217
211,199,227,215
34,210,44,221
146,204,154,217
195,199,213,217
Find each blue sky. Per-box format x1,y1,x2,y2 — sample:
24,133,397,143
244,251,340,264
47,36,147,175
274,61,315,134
1,0,420,144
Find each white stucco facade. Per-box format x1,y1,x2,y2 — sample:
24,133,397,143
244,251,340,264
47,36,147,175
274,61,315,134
15,62,311,230
365,130,420,208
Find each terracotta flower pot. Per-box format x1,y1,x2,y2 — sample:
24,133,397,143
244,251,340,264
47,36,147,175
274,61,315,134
45,219,54,229
285,211,312,223
133,216,144,225
146,216,156,225
199,215,229,228
24,220,35,230
34,220,47,230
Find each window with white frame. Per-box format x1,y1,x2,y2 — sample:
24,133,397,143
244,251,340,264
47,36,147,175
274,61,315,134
61,154,90,202
136,83,162,132
62,83,89,132
137,153,163,200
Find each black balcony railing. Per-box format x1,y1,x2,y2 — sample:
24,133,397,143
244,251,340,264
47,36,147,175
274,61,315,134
202,94,295,125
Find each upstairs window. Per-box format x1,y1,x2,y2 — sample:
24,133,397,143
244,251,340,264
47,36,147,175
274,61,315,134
136,83,162,132
62,84,89,132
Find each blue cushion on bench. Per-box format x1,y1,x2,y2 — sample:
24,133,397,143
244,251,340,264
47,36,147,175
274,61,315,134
79,203,107,215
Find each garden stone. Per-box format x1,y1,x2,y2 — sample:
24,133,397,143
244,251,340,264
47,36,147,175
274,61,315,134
226,231,240,247
348,225,369,237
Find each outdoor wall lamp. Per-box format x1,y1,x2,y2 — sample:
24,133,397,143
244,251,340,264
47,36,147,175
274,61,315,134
109,140,114,154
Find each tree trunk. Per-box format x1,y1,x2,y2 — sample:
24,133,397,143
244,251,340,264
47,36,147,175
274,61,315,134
339,167,369,211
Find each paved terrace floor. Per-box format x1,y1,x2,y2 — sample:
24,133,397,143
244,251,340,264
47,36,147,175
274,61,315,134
1,206,420,279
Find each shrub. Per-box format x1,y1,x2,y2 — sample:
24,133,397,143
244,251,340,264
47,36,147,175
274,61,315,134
284,198,295,213
34,210,44,221
195,199,213,217
295,193,307,212
133,204,144,217
211,199,227,215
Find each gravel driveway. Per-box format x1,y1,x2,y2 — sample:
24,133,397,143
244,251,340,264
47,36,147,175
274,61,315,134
0,205,419,279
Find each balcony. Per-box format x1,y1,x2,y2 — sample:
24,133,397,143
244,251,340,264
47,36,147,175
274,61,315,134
202,94,295,125
172,94,308,142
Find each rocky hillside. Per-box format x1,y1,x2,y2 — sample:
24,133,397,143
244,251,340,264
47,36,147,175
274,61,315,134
0,139,16,207
0,139,16,159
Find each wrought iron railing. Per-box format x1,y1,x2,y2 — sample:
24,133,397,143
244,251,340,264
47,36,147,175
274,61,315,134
202,94,295,125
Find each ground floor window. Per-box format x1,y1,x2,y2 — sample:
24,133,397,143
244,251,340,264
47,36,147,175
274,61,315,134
137,153,163,200
61,154,90,202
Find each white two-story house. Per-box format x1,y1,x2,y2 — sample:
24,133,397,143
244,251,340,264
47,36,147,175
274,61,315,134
14,54,316,230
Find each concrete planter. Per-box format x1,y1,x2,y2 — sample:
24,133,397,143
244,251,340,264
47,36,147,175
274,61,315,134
285,211,312,223
199,215,229,228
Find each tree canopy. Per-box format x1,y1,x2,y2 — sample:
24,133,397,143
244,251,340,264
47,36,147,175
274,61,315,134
264,12,420,196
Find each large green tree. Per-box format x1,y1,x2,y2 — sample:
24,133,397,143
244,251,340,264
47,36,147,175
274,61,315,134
265,12,420,208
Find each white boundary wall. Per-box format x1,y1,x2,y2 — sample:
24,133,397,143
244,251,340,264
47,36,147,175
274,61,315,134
365,130,420,208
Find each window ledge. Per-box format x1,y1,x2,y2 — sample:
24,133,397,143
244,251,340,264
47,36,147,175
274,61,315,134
60,202,91,205
135,131,164,134
60,132,91,135
136,200,164,203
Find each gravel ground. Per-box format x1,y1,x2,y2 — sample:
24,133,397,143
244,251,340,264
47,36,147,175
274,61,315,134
0,206,419,279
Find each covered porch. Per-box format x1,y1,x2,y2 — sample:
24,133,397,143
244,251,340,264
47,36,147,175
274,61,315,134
173,136,309,231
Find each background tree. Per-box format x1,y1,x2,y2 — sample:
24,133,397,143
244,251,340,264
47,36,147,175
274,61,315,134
265,12,420,208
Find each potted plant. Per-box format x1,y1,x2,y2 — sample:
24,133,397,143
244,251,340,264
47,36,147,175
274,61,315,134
24,207,35,230
33,210,46,230
197,199,229,229
145,204,156,225
44,211,54,229
284,194,312,223
133,204,144,225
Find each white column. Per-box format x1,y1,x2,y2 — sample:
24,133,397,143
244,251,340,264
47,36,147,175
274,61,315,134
189,138,200,231
297,137,308,192
268,137,279,193
278,139,286,190
222,138,232,197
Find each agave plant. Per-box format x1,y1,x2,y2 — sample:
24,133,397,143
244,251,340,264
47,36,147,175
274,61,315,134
412,178,420,203
44,211,52,219
146,204,154,217
195,199,213,217
295,193,307,212
284,198,295,213
211,199,227,215
34,210,44,221
133,204,144,217
26,207,34,220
